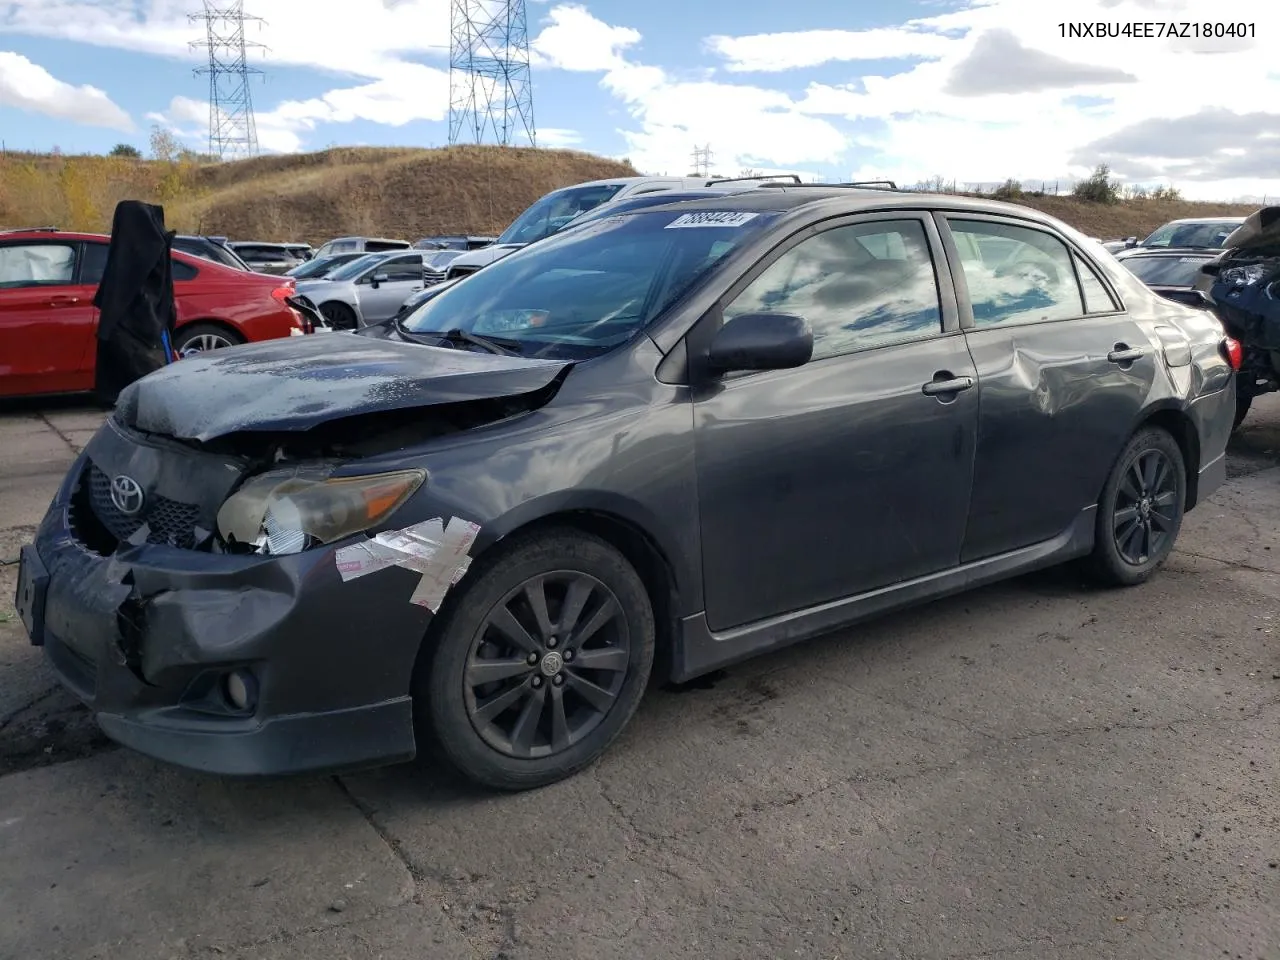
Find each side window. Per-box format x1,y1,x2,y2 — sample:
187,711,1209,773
1074,253,1120,313
80,243,110,286
948,220,1083,327
382,256,423,282
724,219,944,361
172,259,198,282
0,243,77,288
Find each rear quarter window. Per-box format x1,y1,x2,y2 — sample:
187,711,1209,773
172,259,199,282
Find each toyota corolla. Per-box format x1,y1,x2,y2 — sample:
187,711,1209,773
15,187,1239,791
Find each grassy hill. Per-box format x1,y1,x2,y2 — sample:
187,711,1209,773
0,145,1262,245
0,146,639,243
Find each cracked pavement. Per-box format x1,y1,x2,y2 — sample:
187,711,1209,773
1,395,1278,959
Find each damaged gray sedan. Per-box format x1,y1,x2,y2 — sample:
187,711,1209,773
14,188,1240,790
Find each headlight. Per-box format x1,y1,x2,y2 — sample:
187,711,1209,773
217,467,426,555
1222,263,1269,287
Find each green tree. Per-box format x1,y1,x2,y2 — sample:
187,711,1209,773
110,143,141,158
1072,163,1120,204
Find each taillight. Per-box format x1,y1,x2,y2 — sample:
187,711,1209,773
1221,336,1243,372
270,284,294,303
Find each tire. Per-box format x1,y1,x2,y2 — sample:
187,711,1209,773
417,528,655,790
1232,394,1252,432
1085,426,1186,587
319,301,357,330
172,322,244,357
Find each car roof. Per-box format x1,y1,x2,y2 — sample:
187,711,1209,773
1159,217,1246,225
607,186,1066,221
1119,247,1223,259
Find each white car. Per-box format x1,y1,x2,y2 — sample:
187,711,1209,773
294,250,429,330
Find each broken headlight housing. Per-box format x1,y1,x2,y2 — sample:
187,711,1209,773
217,467,427,555
1220,263,1271,287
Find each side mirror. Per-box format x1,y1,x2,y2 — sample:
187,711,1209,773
1124,237,1138,248
371,273,389,287
706,312,813,374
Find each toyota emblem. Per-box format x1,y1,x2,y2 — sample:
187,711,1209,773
109,475,145,516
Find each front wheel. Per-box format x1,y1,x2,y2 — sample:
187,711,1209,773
318,301,357,330
1086,426,1186,587
418,529,655,790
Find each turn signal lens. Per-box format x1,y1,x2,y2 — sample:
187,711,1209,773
1221,336,1243,372
217,468,427,553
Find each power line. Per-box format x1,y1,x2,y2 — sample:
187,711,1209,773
189,0,267,161
691,144,713,178
448,0,536,146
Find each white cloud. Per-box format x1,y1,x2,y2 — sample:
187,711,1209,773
537,127,583,147
531,4,846,176
709,0,1280,198
3,0,453,152
0,51,132,131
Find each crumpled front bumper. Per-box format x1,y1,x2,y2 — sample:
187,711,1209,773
19,455,434,777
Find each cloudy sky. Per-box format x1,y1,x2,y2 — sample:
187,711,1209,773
0,0,1276,199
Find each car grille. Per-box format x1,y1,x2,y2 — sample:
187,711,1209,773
423,268,448,285
83,463,202,549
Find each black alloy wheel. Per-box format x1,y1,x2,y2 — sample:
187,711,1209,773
419,529,654,790
1087,426,1186,586
1112,448,1179,565
465,572,631,758
319,301,357,330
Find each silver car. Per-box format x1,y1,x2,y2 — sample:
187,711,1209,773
294,251,427,329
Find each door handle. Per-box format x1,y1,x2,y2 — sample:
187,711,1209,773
921,375,975,396
48,295,80,307
1107,344,1146,364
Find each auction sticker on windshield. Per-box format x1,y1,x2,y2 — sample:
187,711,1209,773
665,211,759,228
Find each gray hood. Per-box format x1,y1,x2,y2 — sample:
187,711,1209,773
114,333,572,442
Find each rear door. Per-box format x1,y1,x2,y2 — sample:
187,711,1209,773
358,254,425,322
937,214,1155,562
692,213,980,631
0,239,98,397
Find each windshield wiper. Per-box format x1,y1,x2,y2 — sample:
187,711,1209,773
435,330,519,355
391,313,526,355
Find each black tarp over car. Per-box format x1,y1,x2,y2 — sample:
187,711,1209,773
93,200,177,404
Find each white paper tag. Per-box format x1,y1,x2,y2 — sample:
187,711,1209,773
665,211,758,229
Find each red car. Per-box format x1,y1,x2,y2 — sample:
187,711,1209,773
0,228,312,399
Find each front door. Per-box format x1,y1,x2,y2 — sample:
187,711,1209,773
0,240,98,397
358,254,425,322
693,215,980,632
938,214,1158,562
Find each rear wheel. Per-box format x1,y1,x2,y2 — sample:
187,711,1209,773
319,301,357,330
417,529,655,790
1086,426,1186,586
172,323,243,357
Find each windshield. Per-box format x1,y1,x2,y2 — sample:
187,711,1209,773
1123,255,1215,287
290,255,349,278
1140,220,1241,249
401,208,776,359
497,183,627,245
328,253,385,282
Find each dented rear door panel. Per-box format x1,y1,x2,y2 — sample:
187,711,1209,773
937,212,1159,563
